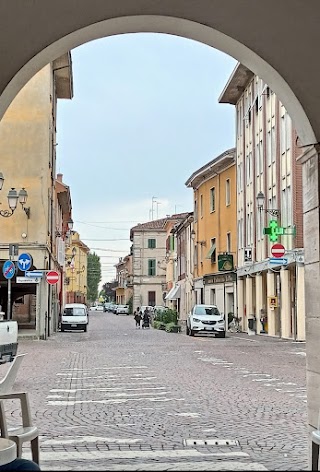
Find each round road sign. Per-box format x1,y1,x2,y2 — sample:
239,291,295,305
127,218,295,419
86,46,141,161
271,243,285,258
46,270,60,285
2,260,15,279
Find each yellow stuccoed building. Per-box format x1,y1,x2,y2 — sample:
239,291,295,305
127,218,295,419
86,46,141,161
185,148,237,321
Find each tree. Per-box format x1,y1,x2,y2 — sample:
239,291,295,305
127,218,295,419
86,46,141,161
87,252,101,303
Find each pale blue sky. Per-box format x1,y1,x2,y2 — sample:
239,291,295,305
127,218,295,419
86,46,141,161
56,33,236,282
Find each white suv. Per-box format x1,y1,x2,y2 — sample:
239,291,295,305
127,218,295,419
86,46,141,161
186,304,225,338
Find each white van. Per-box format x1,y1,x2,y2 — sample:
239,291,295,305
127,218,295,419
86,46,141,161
61,303,89,332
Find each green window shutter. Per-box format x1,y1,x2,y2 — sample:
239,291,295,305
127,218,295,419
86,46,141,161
148,239,156,249
148,259,156,276
170,235,174,251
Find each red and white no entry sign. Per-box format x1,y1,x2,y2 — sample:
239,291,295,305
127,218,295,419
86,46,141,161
271,243,285,258
46,270,60,285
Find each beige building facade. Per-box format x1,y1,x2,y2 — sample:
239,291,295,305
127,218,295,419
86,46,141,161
0,54,73,338
65,231,89,305
115,254,133,306
219,64,305,340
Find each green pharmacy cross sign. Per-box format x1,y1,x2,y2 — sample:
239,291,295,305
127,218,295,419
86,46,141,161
263,220,296,242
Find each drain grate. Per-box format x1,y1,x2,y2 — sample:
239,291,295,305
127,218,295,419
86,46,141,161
183,439,239,447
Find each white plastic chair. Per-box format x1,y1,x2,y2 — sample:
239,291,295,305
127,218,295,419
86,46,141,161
0,353,39,464
0,354,26,394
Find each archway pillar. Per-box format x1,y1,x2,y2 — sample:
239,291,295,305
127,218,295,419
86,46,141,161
298,145,320,435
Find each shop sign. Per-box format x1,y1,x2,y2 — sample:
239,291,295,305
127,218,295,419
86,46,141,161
218,253,234,271
204,272,236,285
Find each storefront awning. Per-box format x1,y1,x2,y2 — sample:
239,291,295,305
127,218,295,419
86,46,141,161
165,285,181,300
206,243,216,259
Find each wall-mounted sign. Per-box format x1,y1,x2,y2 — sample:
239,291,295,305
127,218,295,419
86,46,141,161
218,253,234,271
204,272,236,285
268,296,278,308
264,221,297,242
244,247,252,263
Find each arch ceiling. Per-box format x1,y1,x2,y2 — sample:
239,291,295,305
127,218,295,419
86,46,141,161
0,0,319,144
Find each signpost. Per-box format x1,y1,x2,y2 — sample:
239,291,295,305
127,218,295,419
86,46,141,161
46,271,59,285
269,257,288,265
16,276,40,284
2,260,15,321
17,253,32,272
25,271,43,278
271,243,285,258
2,260,15,280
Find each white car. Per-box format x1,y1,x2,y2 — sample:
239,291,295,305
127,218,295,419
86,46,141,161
116,305,129,315
186,304,225,338
90,305,104,312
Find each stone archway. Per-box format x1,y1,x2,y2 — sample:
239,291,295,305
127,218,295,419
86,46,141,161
1,1,320,457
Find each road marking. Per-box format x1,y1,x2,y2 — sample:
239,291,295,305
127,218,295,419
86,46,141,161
41,436,143,445
25,449,250,461
50,387,166,393
48,397,185,406
39,460,267,471
168,412,200,417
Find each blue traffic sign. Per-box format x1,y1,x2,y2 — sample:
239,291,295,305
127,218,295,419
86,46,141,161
17,253,32,272
2,260,15,279
25,271,43,278
269,257,288,265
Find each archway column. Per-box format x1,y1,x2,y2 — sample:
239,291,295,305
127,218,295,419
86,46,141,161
299,145,320,434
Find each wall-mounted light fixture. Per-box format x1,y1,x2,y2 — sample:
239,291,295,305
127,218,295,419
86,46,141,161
0,172,30,218
256,191,280,218
56,218,74,238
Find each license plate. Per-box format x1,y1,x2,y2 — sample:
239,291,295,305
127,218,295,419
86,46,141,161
71,324,77,327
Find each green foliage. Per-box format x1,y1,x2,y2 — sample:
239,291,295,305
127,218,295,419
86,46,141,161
128,296,133,315
165,322,181,333
153,320,166,330
153,310,181,333
154,308,178,325
87,252,101,302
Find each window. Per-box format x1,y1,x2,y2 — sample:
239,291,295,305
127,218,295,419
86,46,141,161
206,238,216,263
227,233,231,253
194,199,198,222
267,130,272,166
271,126,276,163
210,187,215,212
148,238,156,249
148,291,156,306
226,179,231,206
200,194,203,218
281,115,286,154
148,259,156,276
210,289,216,305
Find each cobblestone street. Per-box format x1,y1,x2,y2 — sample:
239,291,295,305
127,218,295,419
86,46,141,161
1,312,308,470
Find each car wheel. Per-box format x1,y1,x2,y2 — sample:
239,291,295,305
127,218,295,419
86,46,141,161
189,328,194,336
216,331,226,338
186,325,189,335
84,325,87,332
61,326,65,332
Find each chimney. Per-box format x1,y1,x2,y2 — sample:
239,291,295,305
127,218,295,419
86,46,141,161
57,173,63,182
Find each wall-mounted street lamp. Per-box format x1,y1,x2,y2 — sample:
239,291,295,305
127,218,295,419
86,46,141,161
0,172,30,218
256,191,280,218
55,218,74,238
190,229,205,245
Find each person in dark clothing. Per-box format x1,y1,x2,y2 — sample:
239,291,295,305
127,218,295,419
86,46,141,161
0,459,41,471
134,311,142,328
142,309,150,329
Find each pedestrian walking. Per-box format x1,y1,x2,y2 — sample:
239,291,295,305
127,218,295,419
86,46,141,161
142,308,150,329
134,310,142,329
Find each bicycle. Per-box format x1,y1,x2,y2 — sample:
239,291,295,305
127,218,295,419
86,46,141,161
228,316,242,333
